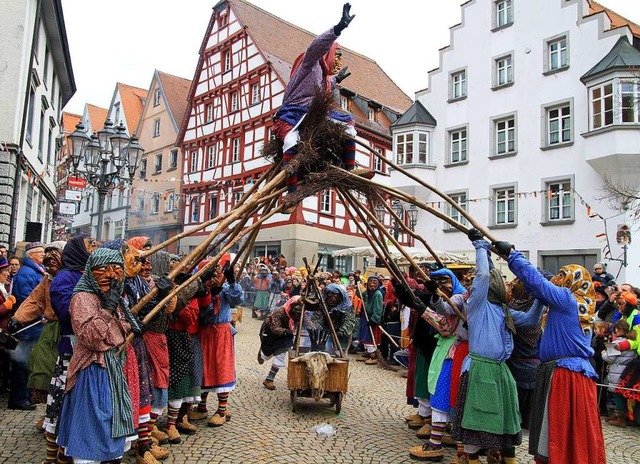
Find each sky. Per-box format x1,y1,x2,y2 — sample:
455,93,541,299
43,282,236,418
60,0,640,116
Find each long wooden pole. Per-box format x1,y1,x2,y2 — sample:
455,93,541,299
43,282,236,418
354,139,496,242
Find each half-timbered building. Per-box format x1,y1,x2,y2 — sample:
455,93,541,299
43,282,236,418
178,0,412,270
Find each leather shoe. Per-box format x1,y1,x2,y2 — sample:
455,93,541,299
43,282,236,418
8,402,37,411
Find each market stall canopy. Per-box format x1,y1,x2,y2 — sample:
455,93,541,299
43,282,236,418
331,245,471,264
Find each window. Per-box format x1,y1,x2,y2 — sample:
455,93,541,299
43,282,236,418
231,138,240,163
546,180,573,222
493,186,516,225
320,190,332,213
190,150,198,172
190,197,200,223
153,89,161,107
494,54,513,87
251,83,260,105
114,220,124,239
223,49,231,72
26,84,35,143
114,103,121,125
233,191,241,206
139,159,147,179
546,104,572,145
340,95,349,110
447,192,468,227
85,195,91,212
449,128,468,164
43,46,49,85
590,82,614,129
493,116,516,156
153,119,160,137
154,153,162,173
495,0,513,28
621,81,640,123
450,70,467,100
137,196,145,212
548,37,568,71
38,109,45,161
207,145,216,169
118,188,125,208
368,107,376,122
151,194,160,214
417,133,428,164
396,133,413,164
373,146,384,173
165,191,175,213
169,149,178,169
205,103,213,123
208,196,217,219
230,92,239,112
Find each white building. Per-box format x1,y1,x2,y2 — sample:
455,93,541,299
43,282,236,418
0,0,75,247
392,0,640,281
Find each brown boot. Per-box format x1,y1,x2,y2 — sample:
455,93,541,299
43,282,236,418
187,407,208,421
150,442,170,460
409,443,444,461
164,425,181,444
176,415,197,435
407,415,428,430
207,412,228,427
416,421,432,438
365,356,378,365
608,411,627,428
263,379,276,390
35,416,45,432
150,425,169,445
405,412,422,422
136,442,160,464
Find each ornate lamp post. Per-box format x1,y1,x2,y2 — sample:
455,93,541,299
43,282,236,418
67,120,145,240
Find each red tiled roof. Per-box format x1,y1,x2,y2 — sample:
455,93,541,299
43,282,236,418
61,112,81,134
229,0,413,113
587,1,640,38
157,71,192,131
86,104,108,132
117,82,147,135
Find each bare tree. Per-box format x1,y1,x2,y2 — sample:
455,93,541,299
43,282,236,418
599,173,640,223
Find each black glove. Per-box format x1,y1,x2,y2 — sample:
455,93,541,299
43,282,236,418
368,320,379,328
210,285,223,296
493,241,515,257
224,266,236,285
132,317,147,338
283,328,294,338
424,279,439,294
467,228,484,242
334,3,355,35
335,66,351,84
103,281,122,312
413,302,427,317
6,318,22,335
154,275,173,299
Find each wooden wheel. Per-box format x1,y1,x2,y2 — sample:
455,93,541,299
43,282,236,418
334,392,343,414
290,390,298,412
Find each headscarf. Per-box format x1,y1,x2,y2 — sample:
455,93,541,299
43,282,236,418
488,268,516,334
282,295,302,331
62,235,92,272
74,248,124,295
289,40,340,93
127,236,152,250
323,283,351,313
554,264,597,336
430,268,467,295
101,239,125,251
149,251,171,277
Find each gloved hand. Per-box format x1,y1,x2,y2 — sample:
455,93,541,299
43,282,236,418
210,285,223,296
424,279,439,294
6,318,22,335
154,275,173,299
223,266,236,285
467,228,484,242
132,317,147,338
334,3,355,35
283,328,294,338
2,295,16,310
493,241,515,257
335,66,351,84
103,281,122,312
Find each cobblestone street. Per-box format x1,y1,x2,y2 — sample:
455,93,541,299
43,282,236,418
1,312,639,463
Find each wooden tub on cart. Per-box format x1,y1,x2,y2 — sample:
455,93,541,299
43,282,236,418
287,353,349,413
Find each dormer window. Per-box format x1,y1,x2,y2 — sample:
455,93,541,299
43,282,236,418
368,107,376,122
153,89,161,107
340,95,349,111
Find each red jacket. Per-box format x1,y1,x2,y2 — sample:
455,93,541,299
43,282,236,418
169,297,199,334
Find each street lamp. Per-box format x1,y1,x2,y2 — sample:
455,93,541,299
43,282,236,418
374,200,420,240
68,119,145,240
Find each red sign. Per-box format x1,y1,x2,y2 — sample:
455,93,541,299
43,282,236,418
68,177,87,188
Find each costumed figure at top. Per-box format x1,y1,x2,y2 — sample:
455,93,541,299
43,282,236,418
272,3,370,208
494,236,606,464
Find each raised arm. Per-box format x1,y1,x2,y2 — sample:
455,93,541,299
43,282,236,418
509,299,544,327
466,240,490,315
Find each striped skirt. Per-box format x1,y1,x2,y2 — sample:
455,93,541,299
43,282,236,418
44,351,72,434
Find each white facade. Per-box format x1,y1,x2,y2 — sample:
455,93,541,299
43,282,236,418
394,0,640,281
0,0,75,247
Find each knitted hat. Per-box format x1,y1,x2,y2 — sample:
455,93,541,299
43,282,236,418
621,291,638,307
25,242,45,252
0,257,8,270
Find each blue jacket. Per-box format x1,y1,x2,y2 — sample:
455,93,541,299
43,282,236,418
50,269,83,352
12,257,45,339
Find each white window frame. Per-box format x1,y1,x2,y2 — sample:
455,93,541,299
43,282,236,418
165,191,175,213
223,49,231,72
368,107,376,122
450,69,467,100
395,130,430,165
493,53,514,88
251,83,260,105
373,146,384,173
340,95,348,110
543,177,574,223
590,82,614,130
548,37,568,72
543,100,573,147
154,153,162,173
492,184,517,226
208,195,217,220
448,126,468,164
495,0,513,29
231,92,239,112
231,138,240,163
153,119,160,137
320,189,332,214
191,197,200,223
153,89,161,107
151,194,160,214
190,150,198,172
139,159,147,179
491,113,517,157
169,149,178,169
205,103,213,123
207,145,216,169
137,196,145,212
446,191,469,229
621,80,640,124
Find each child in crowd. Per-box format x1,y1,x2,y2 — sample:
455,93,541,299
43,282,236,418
592,321,610,416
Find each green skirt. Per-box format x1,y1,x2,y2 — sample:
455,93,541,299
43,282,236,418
461,354,521,435
28,321,61,391
427,335,455,395
254,290,270,310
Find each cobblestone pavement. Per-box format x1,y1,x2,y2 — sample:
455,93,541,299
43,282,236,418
1,313,639,463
